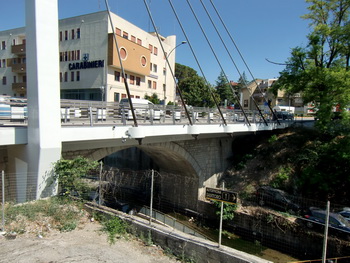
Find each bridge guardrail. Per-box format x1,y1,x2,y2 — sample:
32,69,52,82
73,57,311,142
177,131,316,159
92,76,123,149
0,99,295,126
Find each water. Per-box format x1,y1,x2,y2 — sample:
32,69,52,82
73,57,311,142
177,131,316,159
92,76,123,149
169,212,299,262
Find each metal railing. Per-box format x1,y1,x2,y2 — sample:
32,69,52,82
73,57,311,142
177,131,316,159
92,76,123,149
139,206,209,240
0,99,295,126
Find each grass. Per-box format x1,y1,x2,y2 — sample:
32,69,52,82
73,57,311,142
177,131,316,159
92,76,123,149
4,196,86,234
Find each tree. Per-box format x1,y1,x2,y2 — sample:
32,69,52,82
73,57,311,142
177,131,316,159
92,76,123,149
215,71,234,106
53,156,99,197
175,63,218,107
273,0,350,128
236,72,249,91
175,63,198,83
144,93,161,104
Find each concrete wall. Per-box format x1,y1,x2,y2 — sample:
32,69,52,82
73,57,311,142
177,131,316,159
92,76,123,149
85,202,271,263
62,136,234,211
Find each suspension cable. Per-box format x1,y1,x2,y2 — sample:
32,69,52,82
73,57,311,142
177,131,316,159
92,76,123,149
199,0,268,126
184,0,251,126
142,0,193,125
208,0,280,125
104,0,138,127
166,0,227,125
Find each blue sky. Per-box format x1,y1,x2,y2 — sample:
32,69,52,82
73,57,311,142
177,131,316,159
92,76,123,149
1,0,310,84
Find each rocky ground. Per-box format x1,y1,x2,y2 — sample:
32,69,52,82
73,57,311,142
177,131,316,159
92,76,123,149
0,219,180,263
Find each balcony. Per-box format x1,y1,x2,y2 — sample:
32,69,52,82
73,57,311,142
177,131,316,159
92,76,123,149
12,82,27,95
11,63,26,73
11,44,26,55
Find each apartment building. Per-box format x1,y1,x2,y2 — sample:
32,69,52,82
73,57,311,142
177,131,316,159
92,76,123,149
240,78,304,112
0,11,177,104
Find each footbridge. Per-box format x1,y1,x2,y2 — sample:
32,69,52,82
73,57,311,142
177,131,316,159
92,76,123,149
0,98,296,206
0,0,295,205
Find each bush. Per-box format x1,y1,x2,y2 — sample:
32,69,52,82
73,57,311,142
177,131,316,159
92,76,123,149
101,216,127,244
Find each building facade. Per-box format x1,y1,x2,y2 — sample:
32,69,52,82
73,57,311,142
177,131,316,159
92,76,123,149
0,11,177,104
240,78,304,112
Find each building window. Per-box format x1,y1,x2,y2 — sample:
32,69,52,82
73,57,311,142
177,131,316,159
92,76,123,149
71,29,75,39
130,75,135,85
136,76,141,86
114,71,120,81
64,72,68,82
76,71,80,81
163,67,166,76
137,38,142,45
71,71,75,81
148,80,152,89
65,30,68,40
23,75,26,82
76,50,80,60
244,100,248,107
60,72,63,82
2,41,6,50
150,63,152,71
153,81,157,90
64,51,68,61
120,47,127,60
60,52,63,62
2,76,6,85
154,47,158,56
13,76,17,83
116,28,121,36
0,60,1,68
153,64,157,73
71,51,75,60
149,44,153,53
131,35,136,42
122,31,128,39
141,56,147,67
59,31,62,41
114,93,120,102
2,59,6,68
12,39,16,45
121,94,127,99
77,28,80,39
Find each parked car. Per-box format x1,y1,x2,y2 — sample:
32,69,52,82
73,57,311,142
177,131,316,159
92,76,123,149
272,111,294,121
303,207,350,235
339,208,350,222
255,186,301,215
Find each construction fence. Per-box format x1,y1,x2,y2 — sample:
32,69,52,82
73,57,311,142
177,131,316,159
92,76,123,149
1,169,350,262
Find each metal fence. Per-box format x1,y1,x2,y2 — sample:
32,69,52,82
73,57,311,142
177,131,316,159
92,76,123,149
1,168,349,262
0,98,295,126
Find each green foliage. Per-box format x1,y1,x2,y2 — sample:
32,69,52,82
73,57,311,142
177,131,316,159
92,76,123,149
139,230,153,246
215,70,235,106
101,216,127,244
274,0,350,128
144,93,161,104
175,63,219,107
271,167,291,189
53,156,99,197
268,134,278,143
294,133,350,202
213,200,237,221
235,153,254,170
5,197,84,233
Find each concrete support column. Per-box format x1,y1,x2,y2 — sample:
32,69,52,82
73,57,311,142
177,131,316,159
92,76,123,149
24,0,61,199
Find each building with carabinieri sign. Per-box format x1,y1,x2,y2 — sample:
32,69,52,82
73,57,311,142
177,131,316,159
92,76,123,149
0,11,177,104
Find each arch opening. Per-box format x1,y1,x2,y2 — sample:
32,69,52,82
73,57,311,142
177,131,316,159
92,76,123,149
101,145,199,212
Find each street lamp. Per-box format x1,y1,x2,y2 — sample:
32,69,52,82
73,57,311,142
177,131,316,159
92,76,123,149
164,41,187,104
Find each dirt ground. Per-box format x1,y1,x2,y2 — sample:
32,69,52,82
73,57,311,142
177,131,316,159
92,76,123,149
0,220,180,263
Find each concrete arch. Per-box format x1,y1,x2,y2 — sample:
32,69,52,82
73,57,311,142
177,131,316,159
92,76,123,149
81,142,202,211
84,142,201,179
